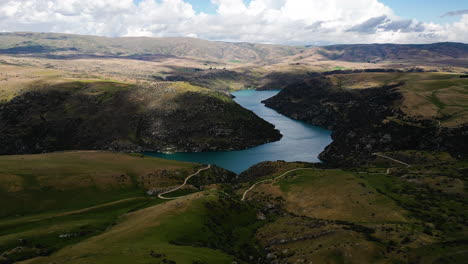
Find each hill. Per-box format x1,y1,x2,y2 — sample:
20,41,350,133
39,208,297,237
0,63,281,155
1,151,466,264
284,42,468,67
238,152,467,263
0,32,303,63
0,151,240,264
1,33,466,94
263,72,468,164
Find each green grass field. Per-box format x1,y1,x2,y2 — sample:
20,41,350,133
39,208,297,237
0,152,264,264
0,151,196,218
0,151,206,263
8,192,263,264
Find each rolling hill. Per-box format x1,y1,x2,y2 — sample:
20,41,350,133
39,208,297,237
0,32,303,63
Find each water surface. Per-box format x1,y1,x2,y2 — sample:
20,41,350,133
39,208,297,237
145,90,332,174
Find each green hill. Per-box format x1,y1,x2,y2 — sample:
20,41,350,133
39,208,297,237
0,151,243,264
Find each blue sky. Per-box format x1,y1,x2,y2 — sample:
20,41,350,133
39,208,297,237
380,0,468,23
184,0,217,13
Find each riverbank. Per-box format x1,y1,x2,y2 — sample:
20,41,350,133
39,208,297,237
145,90,332,173
263,73,468,165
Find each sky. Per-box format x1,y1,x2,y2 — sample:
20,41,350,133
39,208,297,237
0,0,467,45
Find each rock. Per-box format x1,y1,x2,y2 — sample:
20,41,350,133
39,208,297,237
257,212,267,220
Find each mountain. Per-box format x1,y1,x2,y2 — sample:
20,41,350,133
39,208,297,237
0,32,303,63
2,33,467,66
285,42,468,66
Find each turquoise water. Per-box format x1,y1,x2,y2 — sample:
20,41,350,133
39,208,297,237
144,90,332,174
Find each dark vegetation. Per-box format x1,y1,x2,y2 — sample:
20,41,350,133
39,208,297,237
171,195,265,263
0,81,281,155
264,76,468,165
243,155,468,263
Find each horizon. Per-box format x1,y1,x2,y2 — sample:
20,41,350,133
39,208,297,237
0,0,467,45
2,31,468,46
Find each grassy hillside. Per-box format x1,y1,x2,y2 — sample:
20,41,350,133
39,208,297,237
1,185,262,263
1,151,466,263
15,193,238,264
328,72,468,127
0,151,197,217
0,152,191,263
0,152,252,264
240,152,468,263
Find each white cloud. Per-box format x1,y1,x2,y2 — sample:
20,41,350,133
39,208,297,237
0,0,466,44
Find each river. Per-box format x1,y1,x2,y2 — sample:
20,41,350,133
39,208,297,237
144,90,332,174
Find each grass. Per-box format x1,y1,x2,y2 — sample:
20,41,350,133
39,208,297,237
0,63,136,103
1,151,466,263
162,188,200,198
362,151,468,239
0,197,164,263
273,169,407,223
256,215,386,264
328,72,468,127
0,151,196,217
247,152,468,263
16,192,262,264
0,152,263,264
330,66,349,71
428,91,446,110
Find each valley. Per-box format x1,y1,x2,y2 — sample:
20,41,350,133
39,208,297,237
0,32,467,264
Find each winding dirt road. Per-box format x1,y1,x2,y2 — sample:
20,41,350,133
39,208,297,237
241,153,412,201
158,165,211,200
241,168,317,201
373,153,411,167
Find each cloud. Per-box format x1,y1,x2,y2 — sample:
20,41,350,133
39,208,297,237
347,15,388,33
0,0,466,44
347,15,425,34
441,9,468,17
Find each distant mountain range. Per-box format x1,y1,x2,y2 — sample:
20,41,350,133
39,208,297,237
0,32,302,63
0,32,467,64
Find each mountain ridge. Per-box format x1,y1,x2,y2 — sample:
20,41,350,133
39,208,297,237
1,32,467,65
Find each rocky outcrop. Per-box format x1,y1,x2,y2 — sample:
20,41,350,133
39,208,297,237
0,83,282,155
263,77,468,165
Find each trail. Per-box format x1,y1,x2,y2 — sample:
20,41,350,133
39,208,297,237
241,168,317,201
241,153,412,201
158,165,211,200
373,153,411,167
242,162,402,201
